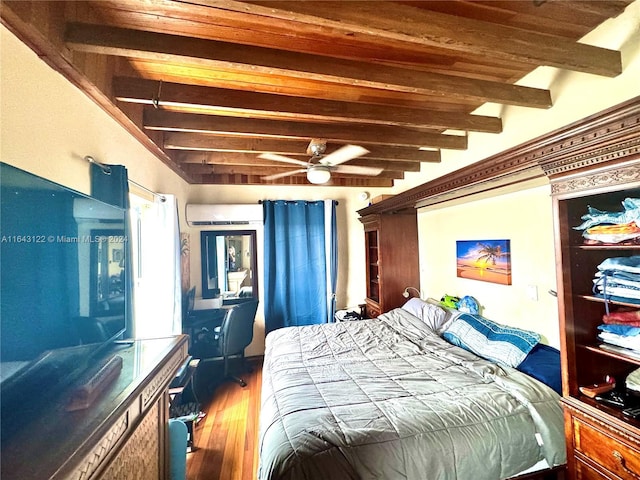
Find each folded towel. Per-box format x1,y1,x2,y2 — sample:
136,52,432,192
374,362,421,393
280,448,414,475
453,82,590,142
594,284,640,300
598,324,640,336
596,256,640,275
575,198,640,231
595,270,640,285
598,332,640,351
603,309,640,326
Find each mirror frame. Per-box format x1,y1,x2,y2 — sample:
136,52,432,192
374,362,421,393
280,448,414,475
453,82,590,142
200,229,259,300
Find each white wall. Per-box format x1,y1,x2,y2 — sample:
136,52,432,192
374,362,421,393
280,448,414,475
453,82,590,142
418,184,560,346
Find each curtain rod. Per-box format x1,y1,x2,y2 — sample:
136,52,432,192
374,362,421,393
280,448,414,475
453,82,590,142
84,156,166,202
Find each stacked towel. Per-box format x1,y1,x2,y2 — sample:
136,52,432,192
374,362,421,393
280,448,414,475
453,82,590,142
604,309,640,327
574,198,640,245
593,256,640,305
598,324,640,354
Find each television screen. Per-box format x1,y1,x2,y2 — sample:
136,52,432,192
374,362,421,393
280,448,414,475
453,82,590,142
0,162,128,434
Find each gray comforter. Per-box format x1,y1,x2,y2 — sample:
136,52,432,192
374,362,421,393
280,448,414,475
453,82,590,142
258,308,566,480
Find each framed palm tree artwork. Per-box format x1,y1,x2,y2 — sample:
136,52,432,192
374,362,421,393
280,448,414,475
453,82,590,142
456,239,512,285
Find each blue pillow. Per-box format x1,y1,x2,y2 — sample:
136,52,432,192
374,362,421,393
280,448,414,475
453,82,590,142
442,313,540,368
517,344,562,394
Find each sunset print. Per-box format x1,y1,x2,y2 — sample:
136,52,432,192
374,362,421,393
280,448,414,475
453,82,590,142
456,240,512,285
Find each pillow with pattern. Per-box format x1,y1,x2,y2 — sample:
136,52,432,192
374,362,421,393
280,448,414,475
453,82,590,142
442,313,540,368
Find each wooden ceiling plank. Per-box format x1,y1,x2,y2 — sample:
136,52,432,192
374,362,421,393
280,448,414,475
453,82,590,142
145,110,467,149
113,77,503,133
164,132,441,162
210,0,622,77
174,151,421,172
165,133,441,163
196,172,394,187
185,163,404,179
65,23,552,109
89,0,469,70
122,59,481,111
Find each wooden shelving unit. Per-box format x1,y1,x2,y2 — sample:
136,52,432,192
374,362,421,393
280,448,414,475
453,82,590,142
553,160,640,479
359,212,419,319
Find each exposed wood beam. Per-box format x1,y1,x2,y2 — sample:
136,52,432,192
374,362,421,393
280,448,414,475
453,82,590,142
163,133,441,162
65,23,552,109
113,77,503,133
174,151,421,172
145,110,466,149
206,0,622,77
183,163,404,179
194,172,395,187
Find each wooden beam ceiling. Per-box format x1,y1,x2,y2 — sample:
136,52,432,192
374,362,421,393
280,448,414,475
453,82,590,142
1,0,632,187
211,1,622,76
66,22,554,109
113,77,503,133
143,110,468,149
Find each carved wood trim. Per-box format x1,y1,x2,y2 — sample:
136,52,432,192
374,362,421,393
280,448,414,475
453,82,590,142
359,95,640,216
550,159,640,197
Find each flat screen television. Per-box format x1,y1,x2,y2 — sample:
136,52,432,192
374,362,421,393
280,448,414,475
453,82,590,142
0,162,129,440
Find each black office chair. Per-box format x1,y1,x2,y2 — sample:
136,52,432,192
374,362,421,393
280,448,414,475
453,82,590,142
190,298,258,387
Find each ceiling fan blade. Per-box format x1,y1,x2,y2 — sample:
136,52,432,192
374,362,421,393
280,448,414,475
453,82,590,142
334,164,383,176
258,153,308,167
262,169,307,181
320,145,370,166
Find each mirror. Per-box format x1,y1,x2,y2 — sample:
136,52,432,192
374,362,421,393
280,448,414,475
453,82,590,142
201,230,258,301
90,229,126,316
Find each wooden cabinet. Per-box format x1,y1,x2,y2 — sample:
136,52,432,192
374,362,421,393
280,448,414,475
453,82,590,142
1,335,189,480
360,212,419,318
552,159,640,479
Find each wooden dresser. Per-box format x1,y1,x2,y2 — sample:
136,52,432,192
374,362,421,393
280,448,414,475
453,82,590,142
551,159,640,479
359,211,419,318
1,335,189,480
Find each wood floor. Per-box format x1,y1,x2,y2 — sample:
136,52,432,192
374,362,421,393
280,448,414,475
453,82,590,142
186,359,263,480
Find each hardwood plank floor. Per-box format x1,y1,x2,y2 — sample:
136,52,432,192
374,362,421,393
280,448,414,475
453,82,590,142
186,360,262,480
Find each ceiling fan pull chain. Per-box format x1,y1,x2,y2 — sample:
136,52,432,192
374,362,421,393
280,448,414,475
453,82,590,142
152,80,163,109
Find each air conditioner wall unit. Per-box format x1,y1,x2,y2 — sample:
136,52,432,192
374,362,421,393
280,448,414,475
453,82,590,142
185,204,263,226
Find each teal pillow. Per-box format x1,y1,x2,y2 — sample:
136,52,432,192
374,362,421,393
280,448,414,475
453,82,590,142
442,314,540,368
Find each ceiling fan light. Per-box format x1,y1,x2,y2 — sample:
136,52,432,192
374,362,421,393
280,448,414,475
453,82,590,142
307,165,331,184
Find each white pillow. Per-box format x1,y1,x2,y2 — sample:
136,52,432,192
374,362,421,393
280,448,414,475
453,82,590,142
401,298,452,334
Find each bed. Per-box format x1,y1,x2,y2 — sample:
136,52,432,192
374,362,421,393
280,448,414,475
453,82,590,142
258,301,566,480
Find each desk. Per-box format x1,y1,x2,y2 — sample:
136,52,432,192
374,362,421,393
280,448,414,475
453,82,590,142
182,307,231,347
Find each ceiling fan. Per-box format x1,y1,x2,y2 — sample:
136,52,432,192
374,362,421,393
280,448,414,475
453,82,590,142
259,139,383,184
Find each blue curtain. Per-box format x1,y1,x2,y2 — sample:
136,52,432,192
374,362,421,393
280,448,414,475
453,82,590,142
328,201,338,323
90,163,134,338
263,200,328,333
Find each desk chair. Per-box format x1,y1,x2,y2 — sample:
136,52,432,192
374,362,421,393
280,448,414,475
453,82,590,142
190,299,258,387
183,287,196,320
